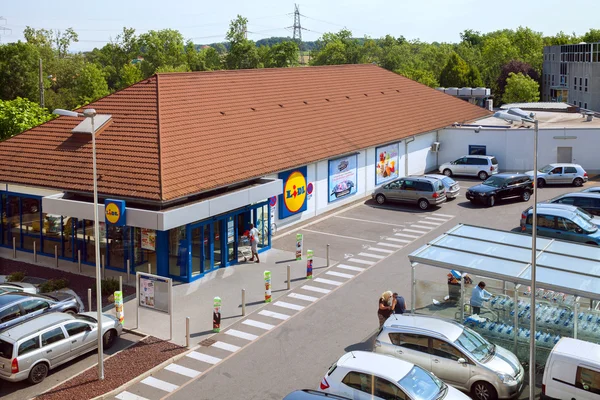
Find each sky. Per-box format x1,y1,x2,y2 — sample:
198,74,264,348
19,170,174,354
1,0,599,51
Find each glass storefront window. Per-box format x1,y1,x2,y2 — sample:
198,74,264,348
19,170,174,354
204,224,211,270
42,213,62,255
256,205,269,248
62,216,73,259
191,226,202,275
169,226,187,277
107,225,125,270
213,221,222,268
21,198,40,252
4,196,20,248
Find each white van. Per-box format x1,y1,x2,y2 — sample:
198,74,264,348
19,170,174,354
542,338,600,400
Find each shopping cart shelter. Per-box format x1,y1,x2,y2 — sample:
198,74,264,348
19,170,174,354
0,65,489,282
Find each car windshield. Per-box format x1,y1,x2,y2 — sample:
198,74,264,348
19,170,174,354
572,214,597,232
539,165,554,173
442,177,455,187
575,207,594,220
454,327,494,362
482,176,505,188
398,366,445,400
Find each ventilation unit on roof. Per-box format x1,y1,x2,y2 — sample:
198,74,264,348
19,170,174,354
431,142,441,152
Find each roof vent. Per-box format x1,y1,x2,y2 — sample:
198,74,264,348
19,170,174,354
250,107,256,111
279,104,284,108
220,111,225,115
346,96,350,99
303,101,308,105
381,91,385,94
396,89,400,93
364,93,368,97
325,98,330,102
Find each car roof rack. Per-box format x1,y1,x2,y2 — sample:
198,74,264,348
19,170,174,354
0,313,73,338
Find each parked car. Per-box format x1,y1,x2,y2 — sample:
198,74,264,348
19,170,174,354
374,314,524,400
582,186,600,194
0,312,122,384
547,192,600,216
542,338,600,400
423,174,460,200
319,350,469,400
438,155,499,180
283,389,351,400
465,173,533,207
372,176,446,210
525,163,588,187
0,282,38,295
520,204,600,245
0,292,81,331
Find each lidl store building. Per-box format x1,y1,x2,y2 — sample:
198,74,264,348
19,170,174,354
0,65,488,282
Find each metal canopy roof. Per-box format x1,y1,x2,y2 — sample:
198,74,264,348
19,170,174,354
408,224,600,300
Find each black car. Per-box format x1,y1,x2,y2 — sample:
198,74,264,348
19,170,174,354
548,192,600,216
466,173,533,207
0,292,81,331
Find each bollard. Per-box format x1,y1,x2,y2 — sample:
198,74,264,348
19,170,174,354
306,250,314,279
287,265,291,290
119,275,122,294
12,237,16,258
33,241,37,263
55,245,58,268
186,317,191,347
126,259,130,284
77,250,82,273
213,297,221,333
327,243,330,267
101,254,106,280
88,288,92,312
242,289,246,316
264,271,272,302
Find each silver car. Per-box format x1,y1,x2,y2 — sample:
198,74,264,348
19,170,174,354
423,174,460,199
0,283,38,295
582,186,600,194
374,314,524,400
525,163,588,187
0,312,122,384
372,176,446,210
439,155,499,180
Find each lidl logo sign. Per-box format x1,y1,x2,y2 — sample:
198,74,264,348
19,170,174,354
279,167,308,219
104,199,126,226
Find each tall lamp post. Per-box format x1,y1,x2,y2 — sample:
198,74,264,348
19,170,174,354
494,110,539,399
53,108,109,380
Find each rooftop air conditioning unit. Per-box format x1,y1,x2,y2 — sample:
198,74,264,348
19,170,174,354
431,142,441,152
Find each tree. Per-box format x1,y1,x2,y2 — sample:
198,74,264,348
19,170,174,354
0,97,53,140
496,60,540,100
155,64,190,73
481,35,519,88
54,28,79,59
460,29,484,47
72,62,110,105
502,72,540,104
119,63,143,88
396,67,439,88
439,53,470,87
138,29,187,77
512,27,543,71
264,41,299,68
224,15,261,69
0,42,41,101
581,29,600,44
310,29,367,66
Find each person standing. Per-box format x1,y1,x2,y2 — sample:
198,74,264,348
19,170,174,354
392,292,406,315
470,281,492,315
378,291,394,328
249,223,260,263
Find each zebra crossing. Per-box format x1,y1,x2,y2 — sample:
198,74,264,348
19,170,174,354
112,211,455,400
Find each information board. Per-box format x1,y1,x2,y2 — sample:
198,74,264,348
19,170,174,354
138,274,171,314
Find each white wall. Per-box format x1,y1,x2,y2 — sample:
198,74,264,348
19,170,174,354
439,128,600,173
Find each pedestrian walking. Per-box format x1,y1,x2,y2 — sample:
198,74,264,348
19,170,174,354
378,291,394,328
470,281,493,315
249,223,260,263
392,292,406,315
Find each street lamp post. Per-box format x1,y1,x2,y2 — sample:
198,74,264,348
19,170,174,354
53,108,106,380
494,110,539,399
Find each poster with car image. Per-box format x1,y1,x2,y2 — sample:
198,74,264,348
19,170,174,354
328,154,358,202
375,143,399,185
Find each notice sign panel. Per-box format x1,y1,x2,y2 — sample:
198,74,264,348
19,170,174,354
138,274,170,314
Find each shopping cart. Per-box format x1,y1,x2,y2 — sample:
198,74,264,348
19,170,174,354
238,236,252,262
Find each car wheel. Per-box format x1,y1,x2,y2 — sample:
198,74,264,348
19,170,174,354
487,195,496,207
478,171,488,180
375,194,386,205
65,309,77,316
521,191,531,202
103,329,117,349
443,169,453,177
28,363,49,385
469,198,476,204
471,381,498,400
418,199,430,210
537,178,545,188
586,242,598,246
573,178,584,187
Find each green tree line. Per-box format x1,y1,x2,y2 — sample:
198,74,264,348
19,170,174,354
1,14,599,140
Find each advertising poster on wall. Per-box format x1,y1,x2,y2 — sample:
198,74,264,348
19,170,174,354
328,154,358,202
376,143,399,185
141,228,156,251
227,219,234,244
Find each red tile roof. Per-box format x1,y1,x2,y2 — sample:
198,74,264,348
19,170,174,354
0,64,489,203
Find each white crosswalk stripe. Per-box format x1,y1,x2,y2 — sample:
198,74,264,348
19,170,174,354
368,247,394,254
432,213,454,218
224,329,258,341
358,252,385,259
425,216,449,222
288,292,319,302
337,264,365,272
187,351,222,364
141,377,179,393
326,271,355,279
411,224,433,230
315,277,344,286
302,285,332,294
259,309,290,320
347,258,374,265
273,301,305,311
377,242,403,248
418,220,441,226
165,363,201,378
243,319,276,330
387,237,411,243
212,341,241,352
403,228,427,234
394,233,419,238
116,392,150,400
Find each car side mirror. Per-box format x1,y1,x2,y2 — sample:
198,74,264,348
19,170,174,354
457,358,467,364
548,172,553,175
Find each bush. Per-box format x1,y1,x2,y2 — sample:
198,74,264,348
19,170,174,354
39,278,69,293
101,278,120,296
6,271,25,282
